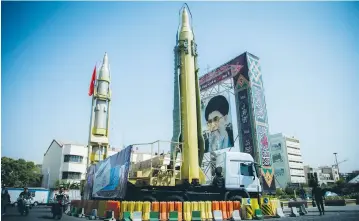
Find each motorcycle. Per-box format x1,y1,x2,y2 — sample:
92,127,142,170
51,194,69,220
17,196,31,216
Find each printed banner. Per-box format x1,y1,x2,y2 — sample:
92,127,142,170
199,64,243,91
246,53,276,193
237,89,255,157
92,145,132,199
201,91,234,153
84,165,96,200
93,158,111,193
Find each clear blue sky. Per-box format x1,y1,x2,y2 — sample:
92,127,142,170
2,2,359,173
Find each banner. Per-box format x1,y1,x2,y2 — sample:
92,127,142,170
246,52,276,193
201,91,234,153
270,139,288,188
199,64,243,91
92,145,132,199
237,89,255,157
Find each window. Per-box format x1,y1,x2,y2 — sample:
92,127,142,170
240,163,254,176
64,155,83,163
62,172,81,180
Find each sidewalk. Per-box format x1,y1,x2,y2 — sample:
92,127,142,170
283,205,359,213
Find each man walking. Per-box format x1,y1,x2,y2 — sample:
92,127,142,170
1,189,11,215
312,185,325,215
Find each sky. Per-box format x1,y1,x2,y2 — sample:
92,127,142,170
1,2,359,173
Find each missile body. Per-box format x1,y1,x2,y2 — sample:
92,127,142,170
93,53,110,136
87,53,111,166
172,7,205,185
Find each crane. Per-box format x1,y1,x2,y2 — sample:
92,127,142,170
332,159,348,168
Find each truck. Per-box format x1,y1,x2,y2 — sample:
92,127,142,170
88,140,262,202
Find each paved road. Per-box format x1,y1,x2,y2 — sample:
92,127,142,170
2,206,72,221
1,206,359,221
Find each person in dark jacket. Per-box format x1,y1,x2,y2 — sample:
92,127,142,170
1,189,11,215
312,185,325,215
19,187,31,198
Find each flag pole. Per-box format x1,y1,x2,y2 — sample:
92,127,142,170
86,65,97,169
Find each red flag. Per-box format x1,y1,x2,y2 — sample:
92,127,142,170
88,66,96,96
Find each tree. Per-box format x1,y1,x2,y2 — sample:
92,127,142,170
54,179,81,190
1,157,42,187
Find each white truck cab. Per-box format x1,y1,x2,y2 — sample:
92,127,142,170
216,151,262,194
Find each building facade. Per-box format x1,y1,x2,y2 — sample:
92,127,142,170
269,133,306,188
42,139,119,188
304,165,340,186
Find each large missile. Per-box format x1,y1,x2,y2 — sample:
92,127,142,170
172,6,205,185
87,52,112,166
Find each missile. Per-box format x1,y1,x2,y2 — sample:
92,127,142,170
87,52,112,165
172,6,205,185
93,52,111,137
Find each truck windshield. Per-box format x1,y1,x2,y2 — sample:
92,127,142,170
240,163,254,176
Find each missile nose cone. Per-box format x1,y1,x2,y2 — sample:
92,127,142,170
182,7,189,27
102,52,108,66
180,7,191,32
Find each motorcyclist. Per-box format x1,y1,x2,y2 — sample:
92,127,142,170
52,187,69,214
54,187,68,200
19,187,31,198
18,187,32,211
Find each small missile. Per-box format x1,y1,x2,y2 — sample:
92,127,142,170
173,6,205,185
93,52,111,136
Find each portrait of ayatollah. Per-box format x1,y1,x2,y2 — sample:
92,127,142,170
204,94,234,152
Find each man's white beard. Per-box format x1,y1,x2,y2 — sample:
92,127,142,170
209,129,227,151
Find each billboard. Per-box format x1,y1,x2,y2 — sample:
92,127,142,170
91,145,132,199
201,91,234,153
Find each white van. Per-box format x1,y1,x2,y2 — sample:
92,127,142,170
5,187,50,206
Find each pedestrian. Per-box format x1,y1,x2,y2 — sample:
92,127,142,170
1,189,11,215
312,185,325,215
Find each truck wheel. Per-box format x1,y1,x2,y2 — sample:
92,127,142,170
229,195,242,202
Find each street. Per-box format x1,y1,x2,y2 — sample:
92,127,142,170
1,206,359,221
2,206,72,221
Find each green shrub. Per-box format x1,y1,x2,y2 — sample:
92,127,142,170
325,196,344,200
